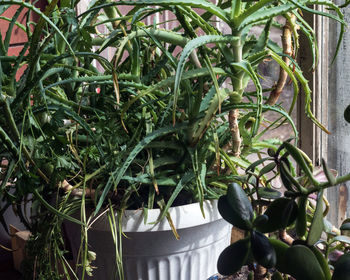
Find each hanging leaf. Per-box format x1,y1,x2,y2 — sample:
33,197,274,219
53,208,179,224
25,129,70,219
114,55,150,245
307,189,324,246
285,245,326,280
250,230,276,269
344,105,350,123
332,252,350,280
217,238,251,276
296,196,308,238
310,246,332,280
256,198,298,233
269,238,290,274
218,183,253,230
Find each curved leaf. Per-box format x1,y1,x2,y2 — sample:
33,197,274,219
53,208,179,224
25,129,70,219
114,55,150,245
332,252,350,280
95,123,187,215
250,230,276,268
217,238,250,276
285,245,326,280
218,183,253,230
269,238,290,273
173,35,239,124
296,196,308,238
256,198,298,233
307,189,324,246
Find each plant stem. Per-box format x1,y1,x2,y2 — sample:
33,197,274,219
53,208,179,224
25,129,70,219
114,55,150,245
266,14,294,105
229,109,241,157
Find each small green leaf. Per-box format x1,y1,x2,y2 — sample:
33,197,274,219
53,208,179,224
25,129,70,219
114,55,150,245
257,188,281,199
259,162,277,177
217,238,250,276
250,230,276,269
307,190,324,246
332,252,350,280
246,157,273,172
285,245,326,280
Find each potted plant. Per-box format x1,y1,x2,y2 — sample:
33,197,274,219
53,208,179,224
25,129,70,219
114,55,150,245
217,141,350,280
0,0,348,279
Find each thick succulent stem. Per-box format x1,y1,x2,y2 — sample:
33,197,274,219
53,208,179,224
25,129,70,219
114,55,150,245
266,14,295,106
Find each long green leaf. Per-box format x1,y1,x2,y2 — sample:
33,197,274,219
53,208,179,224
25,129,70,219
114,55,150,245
95,123,187,215
173,35,239,124
307,189,324,245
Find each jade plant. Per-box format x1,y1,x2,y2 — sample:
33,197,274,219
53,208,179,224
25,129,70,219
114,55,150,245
0,0,348,279
217,141,350,280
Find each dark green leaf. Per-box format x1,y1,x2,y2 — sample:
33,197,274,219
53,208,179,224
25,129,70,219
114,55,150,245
258,162,276,177
256,198,298,233
296,196,308,238
344,105,350,123
250,230,276,269
310,245,332,280
218,187,253,230
332,252,350,280
217,238,250,276
253,215,268,228
225,183,254,229
340,222,350,231
285,245,325,280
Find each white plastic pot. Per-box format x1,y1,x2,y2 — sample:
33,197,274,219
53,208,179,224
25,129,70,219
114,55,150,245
68,200,231,280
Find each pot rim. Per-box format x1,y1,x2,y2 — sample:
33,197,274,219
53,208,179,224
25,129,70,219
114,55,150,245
91,199,224,232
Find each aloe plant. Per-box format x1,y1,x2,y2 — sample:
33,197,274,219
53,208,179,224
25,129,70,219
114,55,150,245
0,0,349,279
218,141,350,280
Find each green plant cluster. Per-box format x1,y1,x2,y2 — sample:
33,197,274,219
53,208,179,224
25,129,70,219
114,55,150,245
218,142,350,280
0,0,348,278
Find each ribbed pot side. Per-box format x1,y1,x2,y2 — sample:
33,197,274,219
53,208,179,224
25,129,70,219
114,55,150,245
67,200,231,280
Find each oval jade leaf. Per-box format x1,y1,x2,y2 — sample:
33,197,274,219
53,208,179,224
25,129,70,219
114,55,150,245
307,190,324,246
217,238,250,276
269,238,290,274
220,183,253,230
257,188,281,199
285,245,325,280
344,105,350,123
332,252,350,280
218,195,252,230
340,222,350,231
250,230,276,269
255,198,298,233
259,162,277,177
253,214,268,228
